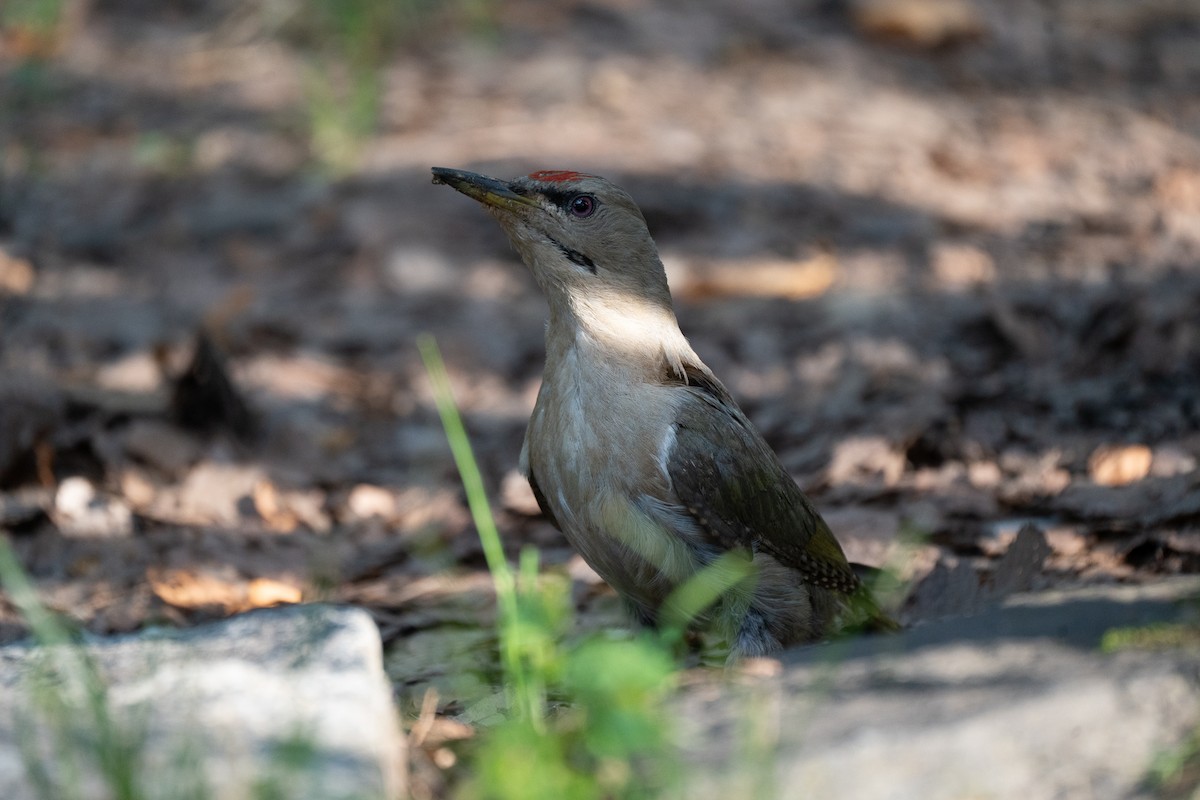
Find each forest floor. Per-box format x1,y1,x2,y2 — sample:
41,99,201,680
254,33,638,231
3,0,1200,792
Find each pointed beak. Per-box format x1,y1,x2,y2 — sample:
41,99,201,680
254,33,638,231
431,167,538,213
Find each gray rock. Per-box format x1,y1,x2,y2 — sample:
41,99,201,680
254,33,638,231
0,605,405,800
681,578,1200,800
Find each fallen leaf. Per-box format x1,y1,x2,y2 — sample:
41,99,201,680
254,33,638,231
421,718,475,745
0,248,35,295
1044,526,1089,558
409,688,476,748
246,577,302,608
156,461,267,527
119,468,157,509
96,352,164,394
147,568,301,613
827,436,906,487
254,479,300,532
681,252,837,301
998,449,1071,502
1151,445,1198,478
1089,444,1153,486
346,483,398,521
931,242,995,288
851,0,985,48
1156,166,1200,213
734,657,783,679
822,506,900,566
148,567,245,613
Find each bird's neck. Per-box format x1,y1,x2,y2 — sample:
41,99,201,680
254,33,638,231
545,290,695,382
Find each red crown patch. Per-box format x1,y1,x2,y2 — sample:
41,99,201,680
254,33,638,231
526,170,592,183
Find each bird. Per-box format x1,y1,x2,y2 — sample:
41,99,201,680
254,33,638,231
431,166,897,656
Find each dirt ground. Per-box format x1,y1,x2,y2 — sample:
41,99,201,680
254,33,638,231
3,0,1200,789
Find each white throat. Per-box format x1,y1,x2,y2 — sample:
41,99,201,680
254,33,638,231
555,289,692,381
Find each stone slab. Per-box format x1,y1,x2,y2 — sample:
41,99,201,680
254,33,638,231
0,604,405,800
681,578,1200,800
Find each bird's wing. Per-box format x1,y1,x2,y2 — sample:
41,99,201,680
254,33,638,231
664,373,860,596
520,432,562,530
526,468,562,530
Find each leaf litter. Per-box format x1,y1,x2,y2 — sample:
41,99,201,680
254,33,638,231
2,1,1200,790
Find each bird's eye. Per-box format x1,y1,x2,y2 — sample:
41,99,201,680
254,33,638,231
568,194,596,218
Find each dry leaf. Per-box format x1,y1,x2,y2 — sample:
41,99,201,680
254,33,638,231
346,484,398,521
119,468,157,509
246,577,302,608
822,506,901,566
148,567,245,613
1156,167,1200,213
149,461,266,527
1044,526,1089,558
681,252,836,301
1089,444,1153,486
931,242,995,288
422,718,475,745
0,248,35,295
852,0,985,48
254,479,300,532
410,688,477,748
409,687,441,747
735,657,783,679
827,436,906,487
149,568,300,612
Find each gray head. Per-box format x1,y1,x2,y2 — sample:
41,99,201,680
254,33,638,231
432,167,674,316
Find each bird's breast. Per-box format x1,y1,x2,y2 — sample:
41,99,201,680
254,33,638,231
529,347,674,501
525,345,694,605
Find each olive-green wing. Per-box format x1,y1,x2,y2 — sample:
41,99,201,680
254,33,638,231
666,385,860,596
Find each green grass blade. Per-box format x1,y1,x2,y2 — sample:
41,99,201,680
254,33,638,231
418,334,543,725
658,550,754,643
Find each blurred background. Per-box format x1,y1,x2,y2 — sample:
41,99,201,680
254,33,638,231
2,0,1200,785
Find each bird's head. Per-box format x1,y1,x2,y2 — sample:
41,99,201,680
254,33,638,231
432,167,674,318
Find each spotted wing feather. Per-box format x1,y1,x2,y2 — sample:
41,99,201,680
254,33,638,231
665,372,860,596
